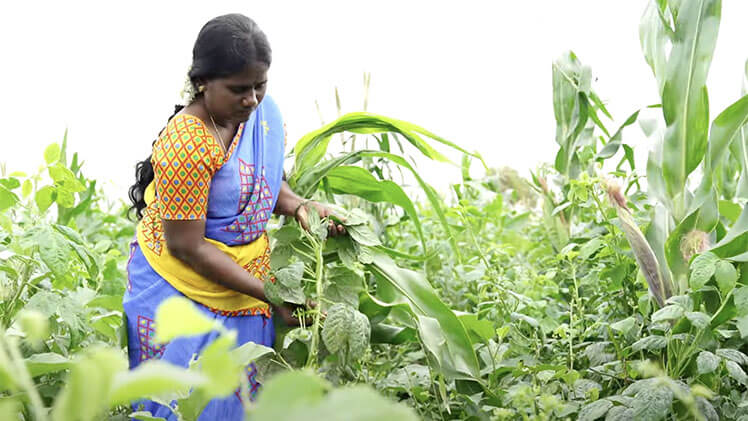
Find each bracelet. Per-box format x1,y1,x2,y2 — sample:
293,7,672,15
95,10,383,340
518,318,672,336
294,200,311,217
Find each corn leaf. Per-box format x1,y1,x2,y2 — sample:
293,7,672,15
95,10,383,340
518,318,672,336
660,0,721,197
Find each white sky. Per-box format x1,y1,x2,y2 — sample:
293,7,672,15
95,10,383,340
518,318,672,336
1,1,747,199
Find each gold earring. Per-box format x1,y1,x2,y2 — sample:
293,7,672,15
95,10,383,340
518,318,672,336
198,85,206,93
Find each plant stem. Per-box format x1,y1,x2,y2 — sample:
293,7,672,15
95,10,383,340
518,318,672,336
306,237,325,369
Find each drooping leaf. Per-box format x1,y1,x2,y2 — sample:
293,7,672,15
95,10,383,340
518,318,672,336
153,296,218,343
697,350,720,374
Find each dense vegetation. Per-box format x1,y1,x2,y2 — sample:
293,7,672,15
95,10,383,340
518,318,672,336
1,1,748,419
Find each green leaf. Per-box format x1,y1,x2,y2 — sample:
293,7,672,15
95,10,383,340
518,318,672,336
690,252,719,290
631,385,673,421
346,224,381,247
640,0,669,92
660,0,721,197
324,266,364,307
651,304,684,323
712,206,748,259
708,93,748,173
24,353,73,377
685,312,711,329
195,333,241,397
0,185,19,212
716,348,748,365
51,347,127,421
322,303,370,361
726,360,748,385
35,185,56,213
229,341,275,366
578,399,613,421
21,179,32,198
266,261,306,305
44,143,61,164
611,317,636,335
249,370,329,420
154,296,218,343
325,166,426,252
733,287,748,316
697,351,720,374
109,360,206,405
631,335,667,353
715,260,738,296
367,252,480,380
736,315,748,339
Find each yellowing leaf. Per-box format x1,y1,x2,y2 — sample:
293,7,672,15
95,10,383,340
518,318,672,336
154,297,218,343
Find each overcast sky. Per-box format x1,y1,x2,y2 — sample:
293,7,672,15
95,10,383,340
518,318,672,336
2,1,747,199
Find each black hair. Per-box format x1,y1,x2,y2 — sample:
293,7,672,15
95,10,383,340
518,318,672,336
128,14,272,219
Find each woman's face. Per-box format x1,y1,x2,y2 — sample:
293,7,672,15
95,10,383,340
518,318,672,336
203,60,269,124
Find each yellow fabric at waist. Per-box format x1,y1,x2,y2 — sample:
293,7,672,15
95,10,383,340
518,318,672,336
136,184,270,315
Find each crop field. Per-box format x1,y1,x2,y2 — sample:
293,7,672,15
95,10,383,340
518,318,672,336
1,1,748,420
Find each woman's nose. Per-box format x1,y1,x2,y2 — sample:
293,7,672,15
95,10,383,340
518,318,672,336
242,91,258,107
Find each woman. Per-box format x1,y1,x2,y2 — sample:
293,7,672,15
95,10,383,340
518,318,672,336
125,13,343,419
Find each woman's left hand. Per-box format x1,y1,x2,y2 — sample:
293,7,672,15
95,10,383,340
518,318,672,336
295,201,346,237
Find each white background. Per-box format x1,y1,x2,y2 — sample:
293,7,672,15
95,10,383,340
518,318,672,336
1,1,747,199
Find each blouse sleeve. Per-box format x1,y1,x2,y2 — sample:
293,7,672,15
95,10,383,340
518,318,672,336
151,115,223,220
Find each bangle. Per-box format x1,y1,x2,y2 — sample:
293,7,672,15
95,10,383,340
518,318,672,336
294,200,310,217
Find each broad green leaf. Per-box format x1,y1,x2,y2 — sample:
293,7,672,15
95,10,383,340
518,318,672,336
291,113,481,186
154,296,218,343
736,314,748,339
346,223,381,247
651,304,684,323
640,0,670,93
708,93,748,180
733,287,748,316
322,303,370,361
109,360,206,405
25,353,73,377
21,179,31,198
631,385,673,421
303,385,419,421
456,312,495,343
325,166,425,252
685,312,710,329
726,360,748,385
660,0,721,197
0,400,20,421
44,143,61,164
230,341,275,366
35,185,56,213
711,205,748,259
689,252,719,290
715,260,738,296
194,333,240,397
611,317,636,335
128,412,166,421
578,399,613,421
0,185,19,212
249,370,329,420
631,335,667,353
324,266,364,307
697,350,720,374
716,348,748,365
51,347,127,421
367,252,480,380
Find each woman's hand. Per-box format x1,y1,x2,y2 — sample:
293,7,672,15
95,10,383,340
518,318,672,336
295,201,346,237
273,303,303,327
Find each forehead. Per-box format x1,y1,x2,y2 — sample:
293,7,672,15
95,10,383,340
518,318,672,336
221,62,269,84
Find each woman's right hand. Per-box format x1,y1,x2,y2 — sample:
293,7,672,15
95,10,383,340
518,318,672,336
273,303,302,326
